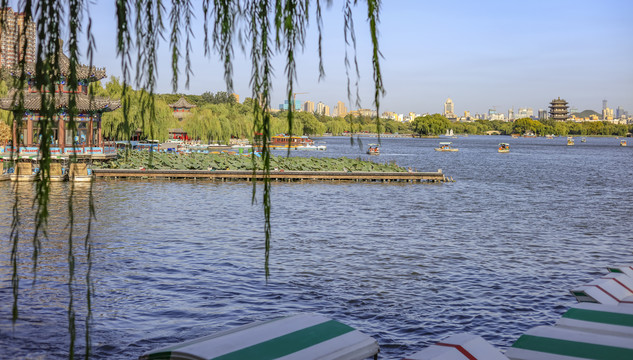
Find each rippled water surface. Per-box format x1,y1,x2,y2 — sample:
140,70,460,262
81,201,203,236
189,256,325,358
1,135,632,359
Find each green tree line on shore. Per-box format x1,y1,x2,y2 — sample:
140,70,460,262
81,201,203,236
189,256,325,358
2,76,630,143
67,76,412,143
411,114,632,137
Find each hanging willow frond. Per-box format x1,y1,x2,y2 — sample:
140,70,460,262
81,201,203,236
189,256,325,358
367,0,384,139
169,0,194,91
208,0,239,92
4,1,383,356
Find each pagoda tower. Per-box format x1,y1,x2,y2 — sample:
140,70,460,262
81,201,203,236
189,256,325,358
548,97,569,121
0,51,120,160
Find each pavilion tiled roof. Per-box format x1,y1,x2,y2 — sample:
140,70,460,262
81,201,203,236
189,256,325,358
9,51,107,81
169,96,196,109
0,90,120,112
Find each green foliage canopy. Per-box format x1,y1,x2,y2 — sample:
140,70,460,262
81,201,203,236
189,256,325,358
412,114,451,136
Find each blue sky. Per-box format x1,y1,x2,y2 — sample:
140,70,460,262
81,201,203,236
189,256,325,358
25,1,633,115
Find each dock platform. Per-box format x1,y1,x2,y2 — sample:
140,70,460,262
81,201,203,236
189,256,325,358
93,169,452,183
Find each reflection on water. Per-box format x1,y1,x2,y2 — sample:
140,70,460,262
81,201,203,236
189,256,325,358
1,136,632,359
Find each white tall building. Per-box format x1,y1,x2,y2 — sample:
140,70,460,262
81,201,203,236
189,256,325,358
316,101,326,115
443,98,455,118
517,108,533,118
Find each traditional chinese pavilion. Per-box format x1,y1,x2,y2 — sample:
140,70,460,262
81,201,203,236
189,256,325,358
168,96,195,119
0,51,120,160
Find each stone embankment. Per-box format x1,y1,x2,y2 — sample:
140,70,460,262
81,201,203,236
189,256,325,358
93,169,453,183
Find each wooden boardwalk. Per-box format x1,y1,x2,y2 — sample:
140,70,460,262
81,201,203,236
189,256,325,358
93,169,452,183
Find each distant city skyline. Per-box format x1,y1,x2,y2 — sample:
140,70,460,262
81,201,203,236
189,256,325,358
9,1,628,115
263,95,628,123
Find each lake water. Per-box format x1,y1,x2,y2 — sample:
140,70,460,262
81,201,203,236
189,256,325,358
1,135,632,359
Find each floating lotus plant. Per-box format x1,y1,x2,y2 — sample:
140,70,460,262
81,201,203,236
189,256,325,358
94,150,407,173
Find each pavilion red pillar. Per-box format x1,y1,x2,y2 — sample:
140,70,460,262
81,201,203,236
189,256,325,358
26,118,33,146
58,117,65,148
88,118,94,146
98,124,103,147
12,117,17,149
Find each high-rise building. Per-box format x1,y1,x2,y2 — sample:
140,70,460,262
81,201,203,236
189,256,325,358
602,107,614,120
0,7,36,68
443,98,455,118
334,101,347,117
549,97,569,121
316,101,330,116
279,99,301,111
303,100,314,113
381,111,397,120
538,109,548,120
603,99,608,110
316,101,326,115
508,108,514,120
517,108,533,118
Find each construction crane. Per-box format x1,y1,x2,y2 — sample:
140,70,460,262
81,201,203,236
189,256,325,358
291,92,308,111
292,93,308,106
293,92,308,102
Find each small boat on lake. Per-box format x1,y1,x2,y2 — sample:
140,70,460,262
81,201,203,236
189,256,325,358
434,142,458,152
523,131,536,138
581,137,587,143
268,134,325,150
48,163,68,182
367,144,380,155
567,136,575,146
621,140,627,147
297,142,327,151
546,134,554,139
69,163,94,182
10,161,38,182
0,162,9,181
498,143,510,153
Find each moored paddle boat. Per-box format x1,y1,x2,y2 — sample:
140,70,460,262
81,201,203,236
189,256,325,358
404,333,508,360
567,136,575,146
506,324,633,360
139,313,379,360
48,162,68,182
0,162,9,181
69,163,94,182
10,161,38,182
